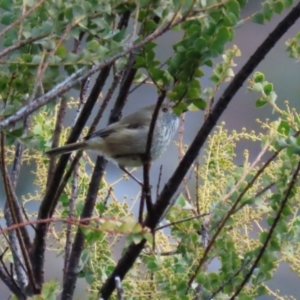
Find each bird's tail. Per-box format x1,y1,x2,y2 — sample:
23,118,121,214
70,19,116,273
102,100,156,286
45,141,87,156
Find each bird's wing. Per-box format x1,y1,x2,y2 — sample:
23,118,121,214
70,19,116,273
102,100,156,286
84,122,146,140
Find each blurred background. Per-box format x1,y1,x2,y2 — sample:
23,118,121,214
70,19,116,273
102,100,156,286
1,2,300,299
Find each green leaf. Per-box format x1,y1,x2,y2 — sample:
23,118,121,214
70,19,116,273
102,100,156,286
273,1,284,14
259,231,268,244
263,82,273,95
41,280,60,300
133,73,147,83
134,56,146,68
255,98,268,108
87,40,100,52
269,239,281,251
144,20,158,32
257,285,268,296
237,0,247,8
226,0,240,18
130,233,144,244
204,59,213,67
283,0,293,8
193,37,207,50
253,272,266,285
252,12,265,24
1,11,14,25
191,98,206,110
277,120,290,135
0,0,12,10
33,124,43,135
216,27,234,44
253,71,265,83
139,0,150,7
223,11,238,26
262,2,273,21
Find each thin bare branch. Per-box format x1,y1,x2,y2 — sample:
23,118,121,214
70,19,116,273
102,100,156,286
63,163,78,281
47,97,68,186
145,91,167,204
156,165,163,199
155,213,210,231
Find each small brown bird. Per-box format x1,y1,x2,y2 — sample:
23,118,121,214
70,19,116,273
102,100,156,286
45,104,179,168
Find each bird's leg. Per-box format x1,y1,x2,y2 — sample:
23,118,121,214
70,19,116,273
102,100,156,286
119,166,143,186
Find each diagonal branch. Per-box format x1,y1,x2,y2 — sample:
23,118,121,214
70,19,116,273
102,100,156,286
141,91,166,217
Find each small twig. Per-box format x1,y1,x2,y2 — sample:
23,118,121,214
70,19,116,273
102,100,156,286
80,77,90,104
0,257,24,298
194,214,210,298
142,92,167,214
72,32,85,54
20,203,35,231
195,158,201,215
254,182,275,198
100,187,112,217
0,247,22,293
71,77,91,127
49,150,83,215
156,165,163,199
155,213,210,231
159,250,178,256
177,112,196,213
128,62,167,95
63,163,78,280
71,32,89,127
47,97,68,186
89,69,122,134
138,191,145,224
142,163,153,214
232,181,276,215
0,215,146,236
115,276,124,300
0,34,48,59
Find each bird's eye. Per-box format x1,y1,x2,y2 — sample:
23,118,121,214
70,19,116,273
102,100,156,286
162,107,168,113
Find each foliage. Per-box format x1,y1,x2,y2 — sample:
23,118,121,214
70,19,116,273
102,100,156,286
0,0,300,300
